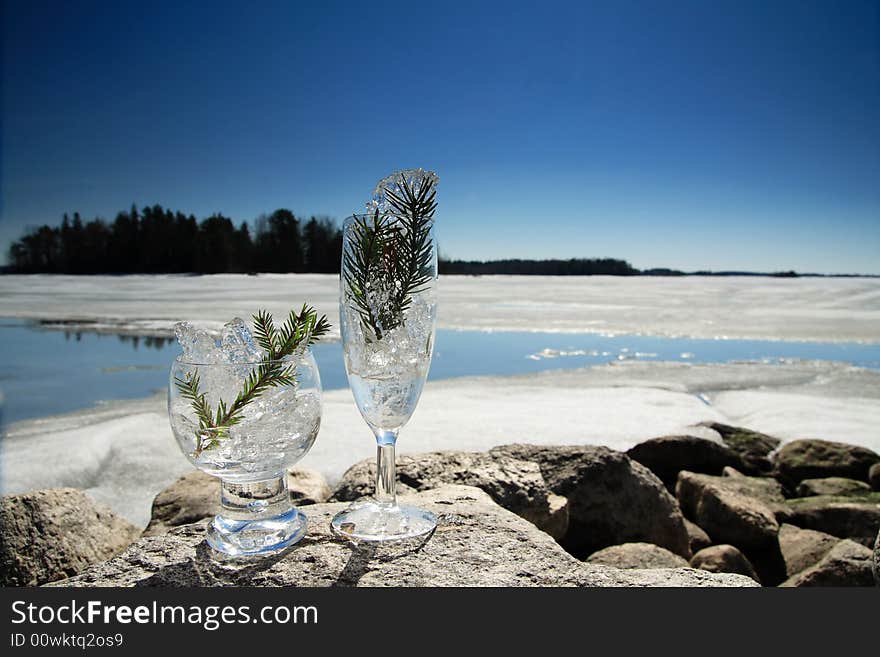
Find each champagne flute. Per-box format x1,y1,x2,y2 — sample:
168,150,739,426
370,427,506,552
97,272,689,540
331,203,438,542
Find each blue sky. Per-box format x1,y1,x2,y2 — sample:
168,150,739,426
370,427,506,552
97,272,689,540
2,0,878,273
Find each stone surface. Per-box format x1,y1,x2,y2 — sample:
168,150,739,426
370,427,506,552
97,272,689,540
332,451,563,538
1,488,141,586
778,523,840,578
287,467,332,506
684,518,712,554
490,444,691,558
143,471,218,537
868,463,880,492
773,439,880,488
874,529,879,585
586,543,689,569
52,486,756,587
676,472,780,550
544,493,570,541
700,422,781,475
690,545,760,582
676,471,786,584
626,435,744,489
780,494,880,547
144,468,332,537
795,477,871,498
780,539,875,587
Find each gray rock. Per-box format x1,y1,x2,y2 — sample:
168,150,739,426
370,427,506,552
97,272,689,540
778,523,840,577
144,468,332,537
544,493,570,541
684,518,712,554
1,488,141,586
700,422,781,474
287,468,332,506
795,477,871,498
332,451,563,539
781,494,880,547
490,444,691,558
869,463,880,492
690,545,760,582
51,486,756,588
143,471,218,537
874,529,879,585
676,471,786,584
780,539,875,587
587,543,689,569
773,439,880,488
676,472,780,550
626,435,744,489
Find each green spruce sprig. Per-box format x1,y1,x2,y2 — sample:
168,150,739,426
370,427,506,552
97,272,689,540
174,305,330,456
342,174,436,341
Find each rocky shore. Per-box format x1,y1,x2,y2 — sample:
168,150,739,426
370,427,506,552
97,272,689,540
2,424,879,587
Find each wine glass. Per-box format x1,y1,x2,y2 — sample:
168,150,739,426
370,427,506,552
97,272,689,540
330,211,438,542
168,350,322,555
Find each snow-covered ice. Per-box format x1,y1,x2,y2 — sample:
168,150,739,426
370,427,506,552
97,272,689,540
3,359,879,527
1,274,878,342
2,274,879,525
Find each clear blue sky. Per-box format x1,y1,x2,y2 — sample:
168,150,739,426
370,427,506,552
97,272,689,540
2,0,878,273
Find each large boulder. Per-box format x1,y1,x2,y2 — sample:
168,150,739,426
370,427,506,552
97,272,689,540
676,471,785,584
676,472,780,550
684,519,712,554
868,463,880,492
143,471,218,537
874,530,879,585
700,422,781,474
778,523,840,578
586,543,689,570
145,468,332,537
773,439,880,488
287,468,333,506
795,477,871,498
1,488,141,586
332,451,564,539
51,486,757,588
626,435,744,489
690,545,760,582
780,494,880,547
490,444,691,558
780,540,875,587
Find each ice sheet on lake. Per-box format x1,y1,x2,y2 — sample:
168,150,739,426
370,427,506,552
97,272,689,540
4,359,879,527
1,274,878,342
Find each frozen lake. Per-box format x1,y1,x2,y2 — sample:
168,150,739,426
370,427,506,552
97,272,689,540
2,318,880,424
2,273,879,526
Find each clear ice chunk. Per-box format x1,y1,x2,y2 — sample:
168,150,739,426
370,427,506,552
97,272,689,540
174,321,222,363
366,168,439,215
174,318,265,364
219,317,264,363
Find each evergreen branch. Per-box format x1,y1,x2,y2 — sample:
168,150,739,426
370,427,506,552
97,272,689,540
343,173,436,341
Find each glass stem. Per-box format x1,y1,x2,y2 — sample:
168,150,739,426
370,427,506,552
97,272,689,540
219,474,289,521
375,430,397,507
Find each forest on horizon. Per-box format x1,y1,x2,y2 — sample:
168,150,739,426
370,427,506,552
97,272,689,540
4,204,826,278
4,204,641,277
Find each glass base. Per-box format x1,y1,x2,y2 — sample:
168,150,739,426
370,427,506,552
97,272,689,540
206,506,307,556
330,500,438,543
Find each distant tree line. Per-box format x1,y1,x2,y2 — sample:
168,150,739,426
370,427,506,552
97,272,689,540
6,208,821,277
439,258,638,276
6,205,343,274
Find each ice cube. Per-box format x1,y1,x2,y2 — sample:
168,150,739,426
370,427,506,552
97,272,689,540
366,168,439,215
220,317,264,363
174,321,222,363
